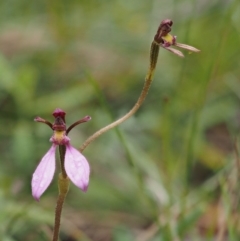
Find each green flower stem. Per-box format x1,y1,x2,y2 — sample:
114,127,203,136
52,31,162,240
52,173,70,241
52,146,69,241
79,41,159,152
59,145,67,178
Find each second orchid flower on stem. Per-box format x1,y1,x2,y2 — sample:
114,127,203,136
154,19,200,57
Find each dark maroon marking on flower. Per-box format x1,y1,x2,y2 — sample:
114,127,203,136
34,109,91,133
154,19,173,44
52,116,66,131
161,19,173,26
53,108,66,123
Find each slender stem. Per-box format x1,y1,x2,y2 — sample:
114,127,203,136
52,194,65,241
52,173,70,241
51,19,190,240
79,42,159,152
52,147,69,241
52,33,160,241
52,146,69,241
59,145,67,178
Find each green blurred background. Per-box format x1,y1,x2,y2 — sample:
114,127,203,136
1,0,240,240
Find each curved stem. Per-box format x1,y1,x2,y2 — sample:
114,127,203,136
79,42,160,152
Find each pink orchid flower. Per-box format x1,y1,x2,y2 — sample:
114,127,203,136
31,108,91,201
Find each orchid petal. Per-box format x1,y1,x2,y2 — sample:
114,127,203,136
162,46,184,58
65,144,90,192
31,145,56,201
175,42,200,52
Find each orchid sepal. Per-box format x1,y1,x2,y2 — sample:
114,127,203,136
31,144,56,201
64,144,90,192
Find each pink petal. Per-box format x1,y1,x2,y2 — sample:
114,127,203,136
162,46,184,58
65,144,90,192
31,145,56,201
175,42,200,52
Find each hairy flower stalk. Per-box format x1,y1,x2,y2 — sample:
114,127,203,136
80,19,200,152
32,109,91,241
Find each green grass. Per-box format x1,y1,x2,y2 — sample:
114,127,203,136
1,0,240,240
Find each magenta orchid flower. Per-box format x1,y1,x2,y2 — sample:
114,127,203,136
31,108,91,201
154,19,200,57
